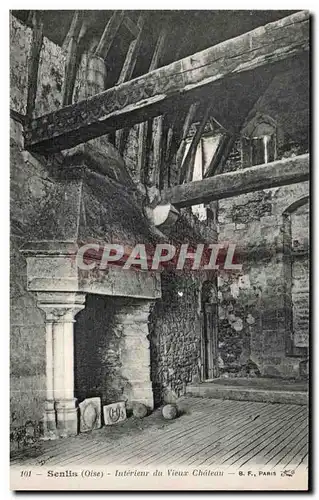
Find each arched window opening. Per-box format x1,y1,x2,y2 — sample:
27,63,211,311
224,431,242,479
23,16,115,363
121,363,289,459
241,114,277,167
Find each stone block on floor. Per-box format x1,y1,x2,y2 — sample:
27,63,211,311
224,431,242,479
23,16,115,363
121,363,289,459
103,402,126,425
79,397,101,432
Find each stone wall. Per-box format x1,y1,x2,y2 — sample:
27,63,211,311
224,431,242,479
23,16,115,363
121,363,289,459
74,295,128,404
218,157,310,378
75,295,154,410
10,13,159,445
217,62,309,379
218,182,309,379
149,270,210,405
10,14,67,448
10,14,65,118
216,59,309,380
34,37,65,117
10,15,31,114
10,119,51,448
290,202,309,350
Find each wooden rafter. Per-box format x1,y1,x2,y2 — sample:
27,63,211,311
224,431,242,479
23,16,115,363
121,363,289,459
26,11,43,118
158,30,190,186
158,114,171,189
61,11,84,106
62,11,82,51
123,14,140,38
160,114,178,186
162,154,309,208
149,115,164,187
25,11,309,153
117,14,145,85
114,14,145,153
146,27,168,187
203,133,231,178
179,102,214,184
165,102,200,186
149,26,167,71
175,103,200,170
136,26,168,184
95,11,125,59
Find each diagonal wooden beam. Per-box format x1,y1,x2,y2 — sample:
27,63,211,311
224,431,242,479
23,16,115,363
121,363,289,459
158,114,171,189
123,14,140,39
26,11,44,118
115,14,145,152
156,27,190,183
179,102,214,183
150,27,188,187
25,11,309,153
174,103,200,169
162,154,309,208
203,133,230,178
166,101,200,187
62,11,83,52
117,15,145,85
61,11,84,106
94,10,125,59
136,26,168,183
149,26,167,71
145,27,169,186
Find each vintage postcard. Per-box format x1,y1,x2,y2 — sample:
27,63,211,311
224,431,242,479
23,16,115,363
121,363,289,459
10,8,310,491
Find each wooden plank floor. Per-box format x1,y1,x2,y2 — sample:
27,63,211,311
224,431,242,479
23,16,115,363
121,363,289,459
11,397,308,468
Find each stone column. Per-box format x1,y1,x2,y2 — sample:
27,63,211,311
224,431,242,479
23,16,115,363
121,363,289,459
37,292,86,438
115,302,154,410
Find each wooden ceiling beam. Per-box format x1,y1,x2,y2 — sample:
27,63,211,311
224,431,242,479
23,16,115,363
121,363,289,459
162,154,309,208
24,11,309,153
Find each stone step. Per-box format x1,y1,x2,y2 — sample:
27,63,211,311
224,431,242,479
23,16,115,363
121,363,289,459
185,382,308,406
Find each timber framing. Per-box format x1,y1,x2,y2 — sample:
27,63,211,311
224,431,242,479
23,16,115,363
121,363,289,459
162,154,309,208
24,11,309,154
26,11,44,118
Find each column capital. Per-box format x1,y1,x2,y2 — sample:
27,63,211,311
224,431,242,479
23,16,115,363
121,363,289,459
37,292,86,322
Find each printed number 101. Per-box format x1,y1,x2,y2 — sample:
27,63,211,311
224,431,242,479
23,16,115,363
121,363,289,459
20,471,31,477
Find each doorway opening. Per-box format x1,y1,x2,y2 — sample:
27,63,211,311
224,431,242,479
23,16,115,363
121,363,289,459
201,281,219,380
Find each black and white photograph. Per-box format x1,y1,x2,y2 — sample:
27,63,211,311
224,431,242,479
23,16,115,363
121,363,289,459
9,8,310,491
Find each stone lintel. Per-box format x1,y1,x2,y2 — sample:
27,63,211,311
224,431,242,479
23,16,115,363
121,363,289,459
24,250,162,300
21,241,79,256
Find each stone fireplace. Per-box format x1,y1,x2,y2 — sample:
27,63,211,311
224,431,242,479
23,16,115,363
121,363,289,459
21,144,162,438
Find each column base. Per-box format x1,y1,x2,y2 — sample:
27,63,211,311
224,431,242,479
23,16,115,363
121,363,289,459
42,400,58,440
56,399,79,437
